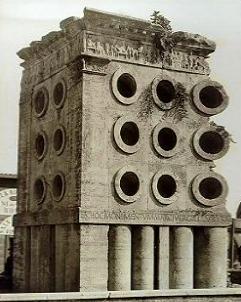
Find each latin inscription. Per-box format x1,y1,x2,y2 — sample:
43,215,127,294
79,209,231,226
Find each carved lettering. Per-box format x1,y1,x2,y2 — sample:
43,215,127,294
79,209,231,226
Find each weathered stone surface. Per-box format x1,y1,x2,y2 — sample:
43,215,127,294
194,227,228,288
170,227,194,289
171,31,216,55
132,226,154,289
0,289,241,301
79,225,108,291
158,227,170,289
108,226,131,291
14,6,233,295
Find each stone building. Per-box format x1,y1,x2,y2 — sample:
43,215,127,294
14,8,233,294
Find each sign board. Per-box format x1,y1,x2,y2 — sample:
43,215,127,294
0,216,14,236
0,188,17,216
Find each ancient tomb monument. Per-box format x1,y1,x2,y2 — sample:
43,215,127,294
14,8,232,293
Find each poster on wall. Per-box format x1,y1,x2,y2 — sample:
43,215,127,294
0,188,16,235
0,188,17,216
0,216,14,236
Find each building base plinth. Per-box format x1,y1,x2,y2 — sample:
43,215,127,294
0,289,240,302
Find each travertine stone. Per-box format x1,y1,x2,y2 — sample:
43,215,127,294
13,227,30,292
38,226,54,292
108,226,131,290
79,225,109,291
170,227,193,289
132,226,154,290
158,227,170,289
63,224,80,292
0,289,241,301
54,224,80,292
55,225,67,292
14,7,233,294
29,227,39,292
194,227,228,288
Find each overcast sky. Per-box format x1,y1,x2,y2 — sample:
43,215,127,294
0,0,241,216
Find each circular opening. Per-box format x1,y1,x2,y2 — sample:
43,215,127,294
156,80,175,103
53,127,65,154
158,127,177,151
34,178,45,203
199,177,223,199
117,73,137,98
120,122,139,146
53,82,65,107
120,172,139,196
52,174,65,201
35,133,46,159
34,89,48,116
157,175,176,198
199,86,223,109
199,131,224,154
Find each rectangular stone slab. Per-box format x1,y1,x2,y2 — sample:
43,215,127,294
0,289,240,301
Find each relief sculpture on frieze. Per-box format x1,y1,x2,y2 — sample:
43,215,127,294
84,33,210,74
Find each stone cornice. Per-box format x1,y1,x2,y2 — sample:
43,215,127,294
17,7,215,71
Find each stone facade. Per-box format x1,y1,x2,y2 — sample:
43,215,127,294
14,8,234,294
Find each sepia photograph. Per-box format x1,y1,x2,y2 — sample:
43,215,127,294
0,0,241,300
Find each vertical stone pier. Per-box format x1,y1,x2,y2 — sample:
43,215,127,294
158,227,170,289
194,227,228,288
132,226,154,290
79,225,109,291
108,226,131,290
170,227,193,289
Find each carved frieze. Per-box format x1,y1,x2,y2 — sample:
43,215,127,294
84,33,210,75
163,50,210,74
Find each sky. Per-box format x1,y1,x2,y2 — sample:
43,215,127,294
0,0,241,216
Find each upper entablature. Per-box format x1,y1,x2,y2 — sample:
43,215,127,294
17,7,216,75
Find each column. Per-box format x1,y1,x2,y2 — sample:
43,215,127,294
170,227,193,289
132,226,154,290
108,225,131,290
194,227,228,288
158,226,170,289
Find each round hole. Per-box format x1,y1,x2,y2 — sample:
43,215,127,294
52,174,65,201
34,88,48,116
120,172,139,196
199,86,223,109
35,133,47,159
120,122,139,146
113,116,141,154
117,73,137,98
199,131,224,154
53,127,65,155
34,178,46,204
158,127,177,151
156,80,175,104
53,81,65,107
157,175,177,198
192,172,228,206
199,177,223,200
192,80,228,116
